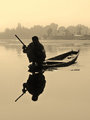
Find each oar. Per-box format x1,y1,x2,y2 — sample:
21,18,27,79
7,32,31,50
15,93,25,102
15,34,26,46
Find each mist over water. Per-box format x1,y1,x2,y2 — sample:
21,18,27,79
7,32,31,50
0,40,90,120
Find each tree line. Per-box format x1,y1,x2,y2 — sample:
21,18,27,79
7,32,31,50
0,23,90,40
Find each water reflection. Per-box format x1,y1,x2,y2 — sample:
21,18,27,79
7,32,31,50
0,42,22,54
1,40,90,56
15,68,46,102
22,72,46,101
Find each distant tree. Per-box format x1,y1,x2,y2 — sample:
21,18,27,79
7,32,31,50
49,23,58,36
75,24,89,36
57,26,66,36
67,26,76,35
1,23,90,40
80,26,89,35
16,23,22,30
43,23,58,39
30,25,44,38
87,28,90,35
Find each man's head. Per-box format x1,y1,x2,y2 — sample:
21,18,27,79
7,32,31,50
32,36,39,44
32,95,38,101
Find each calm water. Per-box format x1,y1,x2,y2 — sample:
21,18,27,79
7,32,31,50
0,40,90,120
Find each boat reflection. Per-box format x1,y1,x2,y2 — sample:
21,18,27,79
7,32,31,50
22,71,46,101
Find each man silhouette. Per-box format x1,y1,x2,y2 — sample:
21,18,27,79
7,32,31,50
23,36,46,66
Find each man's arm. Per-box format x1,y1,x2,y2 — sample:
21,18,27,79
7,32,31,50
22,83,27,93
22,45,27,53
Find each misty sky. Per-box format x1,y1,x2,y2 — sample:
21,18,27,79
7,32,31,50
0,0,90,31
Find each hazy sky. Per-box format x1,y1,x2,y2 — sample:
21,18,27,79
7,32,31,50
0,0,90,31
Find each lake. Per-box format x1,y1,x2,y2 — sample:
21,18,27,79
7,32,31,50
0,39,90,120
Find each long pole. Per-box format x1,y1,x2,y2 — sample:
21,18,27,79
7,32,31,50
15,93,25,102
15,34,25,46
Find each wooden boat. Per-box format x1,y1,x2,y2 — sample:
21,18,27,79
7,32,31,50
43,50,79,68
28,50,79,72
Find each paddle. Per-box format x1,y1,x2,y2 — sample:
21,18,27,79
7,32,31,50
15,34,26,46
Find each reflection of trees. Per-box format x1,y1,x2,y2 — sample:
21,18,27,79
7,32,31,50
1,39,90,56
0,43,22,55
0,42,57,55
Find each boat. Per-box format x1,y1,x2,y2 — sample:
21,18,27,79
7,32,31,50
28,50,79,72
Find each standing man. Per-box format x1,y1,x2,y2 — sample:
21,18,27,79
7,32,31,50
23,36,46,66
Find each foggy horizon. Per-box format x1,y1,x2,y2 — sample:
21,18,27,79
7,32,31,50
1,22,90,32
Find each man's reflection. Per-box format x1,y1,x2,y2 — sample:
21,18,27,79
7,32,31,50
22,72,46,101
